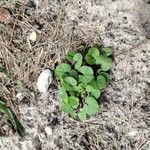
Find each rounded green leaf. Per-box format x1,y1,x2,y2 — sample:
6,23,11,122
64,77,77,86
89,80,99,90
97,75,106,89
70,111,77,119
103,47,112,56
79,75,94,84
86,85,101,99
62,81,77,91
66,51,76,61
68,96,79,108
73,53,83,70
79,66,93,75
85,54,95,65
78,84,84,93
85,97,99,115
68,98,77,106
61,102,74,113
58,86,68,99
99,72,110,83
55,63,71,79
96,55,113,71
88,47,100,58
75,59,82,70
101,58,112,71
73,53,82,61
69,70,78,80
78,109,87,121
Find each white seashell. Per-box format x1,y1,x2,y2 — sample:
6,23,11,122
45,126,52,136
29,31,37,42
36,69,53,94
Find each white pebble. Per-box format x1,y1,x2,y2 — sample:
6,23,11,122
36,69,53,94
32,0,39,6
127,129,137,137
45,126,52,136
29,31,37,42
16,93,23,100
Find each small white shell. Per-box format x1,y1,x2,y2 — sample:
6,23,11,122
45,126,52,136
29,31,37,42
36,69,53,94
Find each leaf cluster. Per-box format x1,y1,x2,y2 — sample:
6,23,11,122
55,46,113,121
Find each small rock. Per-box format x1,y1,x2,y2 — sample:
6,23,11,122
29,31,37,42
16,93,23,100
32,0,39,6
45,126,52,136
127,129,137,137
36,69,53,94
0,8,11,23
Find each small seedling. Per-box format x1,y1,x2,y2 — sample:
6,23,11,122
0,68,25,137
55,45,113,121
0,99,25,137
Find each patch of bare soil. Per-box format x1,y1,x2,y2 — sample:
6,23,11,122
0,0,149,150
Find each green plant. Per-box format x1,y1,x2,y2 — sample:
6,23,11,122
0,68,25,137
55,45,113,121
0,99,25,137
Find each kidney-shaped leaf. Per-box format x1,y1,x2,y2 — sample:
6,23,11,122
64,77,77,86
79,66,93,75
97,75,106,89
68,96,79,108
85,54,95,65
99,72,110,83
86,85,101,99
103,47,112,56
55,63,71,79
88,47,100,59
73,53,83,70
89,80,99,90
85,97,99,115
101,58,113,71
79,75,94,84
62,81,77,91
78,108,87,121
69,70,78,80
73,53,82,61
66,51,76,61
96,55,113,71
61,102,74,113
58,86,68,99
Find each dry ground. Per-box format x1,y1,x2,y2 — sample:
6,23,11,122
0,0,150,150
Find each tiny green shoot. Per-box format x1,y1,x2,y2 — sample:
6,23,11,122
0,99,25,137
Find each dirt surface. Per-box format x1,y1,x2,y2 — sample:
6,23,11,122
0,0,150,150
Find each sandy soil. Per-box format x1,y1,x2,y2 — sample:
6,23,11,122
0,0,150,150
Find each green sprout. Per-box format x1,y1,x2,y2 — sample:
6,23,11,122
0,99,25,137
55,45,113,121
